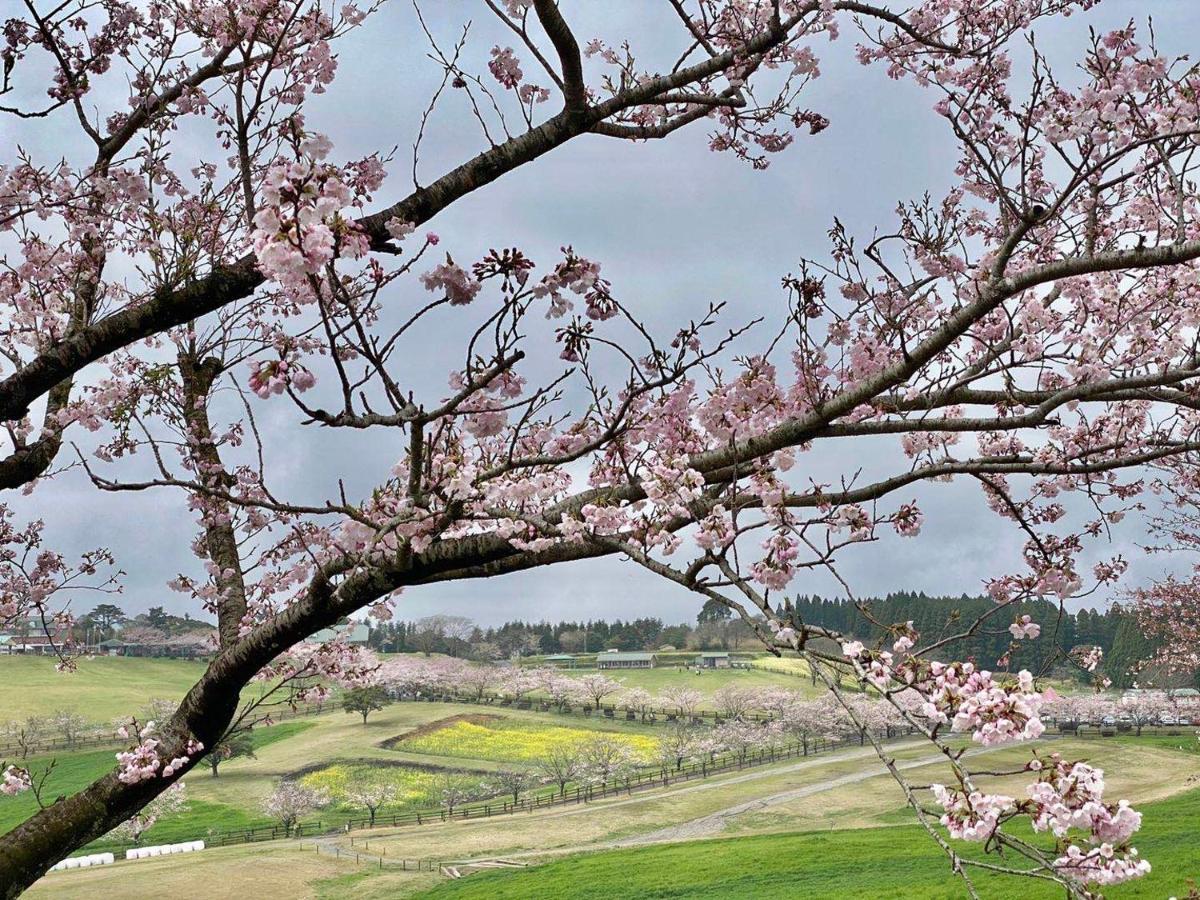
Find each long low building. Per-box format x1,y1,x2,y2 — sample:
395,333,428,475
596,651,657,669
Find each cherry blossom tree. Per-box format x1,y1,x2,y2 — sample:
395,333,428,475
657,687,703,720
710,718,778,765
261,781,326,837
457,664,499,701
579,735,639,789
712,684,760,720
1118,690,1170,736
437,772,489,814
536,742,584,797
496,667,540,705
344,782,395,828
3,0,1200,894
535,668,581,711
574,673,623,710
493,768,541,805
656,721,704,773
619,687,655,723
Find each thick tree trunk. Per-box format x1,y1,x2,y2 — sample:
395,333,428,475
178,353,249,648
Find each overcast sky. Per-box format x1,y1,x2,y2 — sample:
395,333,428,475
9,1,1198,627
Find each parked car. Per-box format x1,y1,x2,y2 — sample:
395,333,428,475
1101,715,1117,726
1159,714,1178,726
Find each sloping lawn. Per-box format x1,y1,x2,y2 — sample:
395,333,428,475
0,722,315,846
0,656,210,722
415,787,1200,900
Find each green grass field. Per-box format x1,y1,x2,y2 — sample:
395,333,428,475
414,786,1200,900
0,656,211,722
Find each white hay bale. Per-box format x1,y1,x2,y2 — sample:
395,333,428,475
192,840,205,851
76,857,91,868
126,849,139,860
63,858,80,870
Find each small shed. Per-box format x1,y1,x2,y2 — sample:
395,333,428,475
695,651,731,669
97,638,127,657
596,651,657,670
544,654,578,669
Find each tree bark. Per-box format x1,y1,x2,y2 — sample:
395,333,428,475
178,353,249,649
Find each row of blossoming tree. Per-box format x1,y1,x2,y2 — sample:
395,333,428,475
5,0,1200,894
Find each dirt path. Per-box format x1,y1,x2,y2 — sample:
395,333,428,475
609,744,1003,846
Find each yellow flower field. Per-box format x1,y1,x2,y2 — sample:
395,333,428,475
399,719,660,763
299,763,489,809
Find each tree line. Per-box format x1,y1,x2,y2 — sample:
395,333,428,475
366,592,1170,689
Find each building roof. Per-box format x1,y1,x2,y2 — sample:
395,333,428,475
1171,687,1200,697
597,652,656,662
696,651,731,658
0,634,53,645
305,622,370,644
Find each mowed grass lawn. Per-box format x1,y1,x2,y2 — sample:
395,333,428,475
415,785,1200,900
0,655,211,721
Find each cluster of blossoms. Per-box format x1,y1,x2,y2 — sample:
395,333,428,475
257,638,380,704
928,665,1047,746
420,257,481,306
248,355,316,399
927,750,1149,887
1029,754,1150,886
532,248,613,320
116,738,162,784
251,131,366,291
930,783,1014,841
1009,614,1041,640
488,47,523,88
751,531,803,590
2,765,31,796
162,740,204,778
841,639,1048,747
486,45,550,104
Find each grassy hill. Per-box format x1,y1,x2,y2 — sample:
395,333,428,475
414,787,1200,900
0,656,210,722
